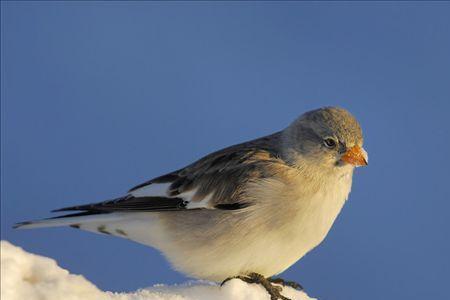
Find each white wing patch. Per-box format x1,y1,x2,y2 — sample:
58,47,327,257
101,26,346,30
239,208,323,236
130,183,214,209
186,193,213,209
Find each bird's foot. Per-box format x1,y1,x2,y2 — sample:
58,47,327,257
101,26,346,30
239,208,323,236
221,272,291,300
269,277,303,290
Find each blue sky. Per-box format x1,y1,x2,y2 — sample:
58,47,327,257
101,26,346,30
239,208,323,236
1,2,449,300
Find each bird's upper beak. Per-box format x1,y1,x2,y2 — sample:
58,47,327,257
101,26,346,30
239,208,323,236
340,145,368,167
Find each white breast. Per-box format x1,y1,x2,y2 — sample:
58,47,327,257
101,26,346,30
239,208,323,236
241,169,354,277
293,171,353,251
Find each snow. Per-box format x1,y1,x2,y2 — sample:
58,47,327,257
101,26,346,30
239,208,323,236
1,240,315,300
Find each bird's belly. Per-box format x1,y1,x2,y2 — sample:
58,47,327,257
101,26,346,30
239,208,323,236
158,189,347,281
132,175,352,281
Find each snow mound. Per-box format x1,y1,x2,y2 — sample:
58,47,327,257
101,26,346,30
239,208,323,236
1,240,314,300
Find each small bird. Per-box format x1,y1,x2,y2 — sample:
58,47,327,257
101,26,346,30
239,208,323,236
15,107,368,300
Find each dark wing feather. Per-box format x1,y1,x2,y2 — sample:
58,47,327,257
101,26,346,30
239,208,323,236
53,196,187,213
53,132,284,215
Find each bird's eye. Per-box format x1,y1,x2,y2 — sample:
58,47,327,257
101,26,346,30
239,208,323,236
323,138,337,149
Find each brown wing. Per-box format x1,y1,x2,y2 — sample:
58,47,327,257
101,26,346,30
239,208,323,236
53,132,285,216
129,132,285,209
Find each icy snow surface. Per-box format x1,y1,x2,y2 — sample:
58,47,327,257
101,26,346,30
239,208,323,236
1,241,315,300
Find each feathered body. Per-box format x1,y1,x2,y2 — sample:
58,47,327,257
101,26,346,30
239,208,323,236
15,107,366,282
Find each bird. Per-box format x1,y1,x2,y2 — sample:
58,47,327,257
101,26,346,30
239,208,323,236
15,106,368,300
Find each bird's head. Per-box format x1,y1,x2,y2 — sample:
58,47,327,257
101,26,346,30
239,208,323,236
282,107,368,172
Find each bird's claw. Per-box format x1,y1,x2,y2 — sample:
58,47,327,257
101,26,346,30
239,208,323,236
269,277,303,290
221,272,291,300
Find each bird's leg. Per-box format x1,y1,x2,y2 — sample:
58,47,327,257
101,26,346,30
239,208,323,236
221,275,255,286
269,277,303,290
221,272,291,300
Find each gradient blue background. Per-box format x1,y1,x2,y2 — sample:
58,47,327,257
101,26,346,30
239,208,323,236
2,2,450,300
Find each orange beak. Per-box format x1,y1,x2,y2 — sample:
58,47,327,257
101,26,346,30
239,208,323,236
340,145,368,167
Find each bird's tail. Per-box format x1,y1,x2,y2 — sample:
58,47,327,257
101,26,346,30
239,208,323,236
14,211,165,249
13,212,123,230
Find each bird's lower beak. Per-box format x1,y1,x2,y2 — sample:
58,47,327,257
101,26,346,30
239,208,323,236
340,145,368,167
